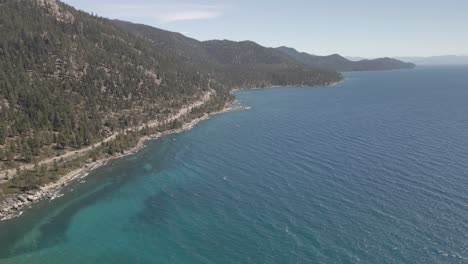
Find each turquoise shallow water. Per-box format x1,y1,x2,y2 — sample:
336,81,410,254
0,66,467,263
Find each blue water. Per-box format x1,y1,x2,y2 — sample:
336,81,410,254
0,66,467,263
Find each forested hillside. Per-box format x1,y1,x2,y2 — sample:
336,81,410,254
0,0,342,188
0,0,219,173
112,20,342,88
112,20,415,74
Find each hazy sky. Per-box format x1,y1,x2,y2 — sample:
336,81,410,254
61,0,468,57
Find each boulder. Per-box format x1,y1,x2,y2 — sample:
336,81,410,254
17,195,28,203
27,195,38,202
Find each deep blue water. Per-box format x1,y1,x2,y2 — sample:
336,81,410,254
0,66,467,263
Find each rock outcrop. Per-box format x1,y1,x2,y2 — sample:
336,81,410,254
35,0,75,23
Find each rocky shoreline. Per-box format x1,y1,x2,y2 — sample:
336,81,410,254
0,102,248,221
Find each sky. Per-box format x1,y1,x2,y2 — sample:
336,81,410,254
60,0,468,58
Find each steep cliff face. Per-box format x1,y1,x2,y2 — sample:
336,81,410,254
35,0,75,23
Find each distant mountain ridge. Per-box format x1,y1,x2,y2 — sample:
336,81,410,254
348,55,468,65
112,20,414,73
395,55,468,65
276,47,415,72
113,21,303,66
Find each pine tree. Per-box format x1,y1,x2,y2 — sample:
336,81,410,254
0,148,5,161
0,124,6,145
53,160,59,171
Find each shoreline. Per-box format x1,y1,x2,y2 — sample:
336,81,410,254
0,102,247,221
0,82,329,221
230,80,344,94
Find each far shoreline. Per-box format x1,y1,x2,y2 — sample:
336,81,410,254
230,80,344,94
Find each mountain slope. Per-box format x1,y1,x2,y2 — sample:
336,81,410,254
201,40,295,65
112,20,212,65
0,0,342,186
0,0,416,212
0,0,216,147
112,20,342,89
276,46,415,71
113,20,294,66
114,21,414,74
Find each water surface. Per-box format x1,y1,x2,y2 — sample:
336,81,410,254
0,66,467,263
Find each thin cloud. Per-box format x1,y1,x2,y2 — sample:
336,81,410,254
159,10,222,23
90,1,224,23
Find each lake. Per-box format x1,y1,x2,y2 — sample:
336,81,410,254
0,66,467,263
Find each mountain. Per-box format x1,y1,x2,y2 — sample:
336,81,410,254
113,20,295,66
276,47,415,72
0,0,342,190
112,20,342,89
345,56,368,61
0,0,418,214
0,0,218,149
113,21,415,74
395,55,468,65
111,20,212,65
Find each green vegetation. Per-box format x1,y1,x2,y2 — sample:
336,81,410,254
0,0,216,174
0,0,411,197
113,21,343,88
275,46,415,72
